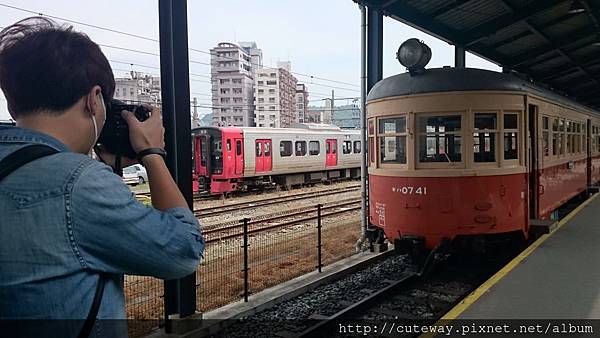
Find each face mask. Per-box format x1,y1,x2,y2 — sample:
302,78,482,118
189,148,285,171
89,93,106,155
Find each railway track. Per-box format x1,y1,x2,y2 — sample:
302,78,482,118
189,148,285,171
203,197,361,243
194,185,360,217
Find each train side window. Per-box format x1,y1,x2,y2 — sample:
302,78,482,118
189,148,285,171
354,141,361,154
332,142,337,154
566,121,574,154
256,142,262,156
295,141,307,156
417,115,461,163
542,117,550,157
378,117,407,164
309,141,320,155
280,141,292,157
552,118,564,156
473,113,497,163
343,141,352,154
503,113,518,160
368,119,375,165
236,140,242,156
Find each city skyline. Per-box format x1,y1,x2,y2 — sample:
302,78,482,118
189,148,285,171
0,0,500,121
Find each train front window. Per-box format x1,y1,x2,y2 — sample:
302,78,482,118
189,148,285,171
378,117,407,164
418,115,462,163
473,113,497,163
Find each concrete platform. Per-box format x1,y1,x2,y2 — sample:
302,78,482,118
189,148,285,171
445,193,600,319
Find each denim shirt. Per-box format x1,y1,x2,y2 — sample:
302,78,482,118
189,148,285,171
0,126,204,337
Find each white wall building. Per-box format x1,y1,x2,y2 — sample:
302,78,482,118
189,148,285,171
295,83,309,123
210,42,262,127
254,61,298,128
114,71,161,105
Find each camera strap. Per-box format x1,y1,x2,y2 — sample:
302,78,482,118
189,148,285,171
0,144,107,338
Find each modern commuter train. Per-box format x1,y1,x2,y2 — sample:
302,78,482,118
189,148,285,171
192,124,361,194
366,66,600,256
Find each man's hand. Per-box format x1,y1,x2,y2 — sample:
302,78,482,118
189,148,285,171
121,104,165,153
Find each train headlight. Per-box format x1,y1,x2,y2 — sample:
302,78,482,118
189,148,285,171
397,38,431,74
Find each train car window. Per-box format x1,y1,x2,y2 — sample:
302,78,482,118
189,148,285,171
378,116,407,164
503,113,518,160
326,142,330,154
417,115,461,163
256,142,262,156
354,141,361,154
227,139,232,152
552,118,564,156
280,141,292,157
473,113,497,163
236,140,242,156
368,118,375,165
332,142,337,154
542,117,550,157
265,142,271,156
295,141,307,156
309,141,320,155
343,141,352,154
566,121,573,154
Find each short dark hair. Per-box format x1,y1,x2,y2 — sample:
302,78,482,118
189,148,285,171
0,17,115,118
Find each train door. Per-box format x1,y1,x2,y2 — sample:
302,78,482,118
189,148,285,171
235,139,244,175
255,139,272,173
528,104,539,219
255,140,264,173
263,140,272,171
326,139,338,167
195,135,209,176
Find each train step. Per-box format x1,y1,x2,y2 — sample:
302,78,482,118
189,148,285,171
529,219,557,236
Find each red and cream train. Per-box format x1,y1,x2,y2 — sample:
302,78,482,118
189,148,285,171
366,67,600,253
192,124,361,194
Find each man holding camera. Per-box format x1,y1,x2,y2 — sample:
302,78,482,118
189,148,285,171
0,17,204,337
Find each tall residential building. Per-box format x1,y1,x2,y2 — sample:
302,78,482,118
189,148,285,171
295,84,309,123
114,71,161,105
254,62,298,128
210,42,262,127
306,99,333,124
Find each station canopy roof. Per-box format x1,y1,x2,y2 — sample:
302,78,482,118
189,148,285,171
357,0,600,109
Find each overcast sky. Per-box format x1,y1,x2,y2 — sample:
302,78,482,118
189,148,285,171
0,0,500,121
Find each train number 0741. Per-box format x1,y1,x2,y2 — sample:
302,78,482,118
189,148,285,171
392,186,427,194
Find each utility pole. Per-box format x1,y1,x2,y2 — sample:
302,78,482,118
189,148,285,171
330,89,335,124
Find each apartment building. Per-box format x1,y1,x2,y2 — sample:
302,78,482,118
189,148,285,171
295,83,309,123
114,71,161,105
210,42,262,126
254,61,298,128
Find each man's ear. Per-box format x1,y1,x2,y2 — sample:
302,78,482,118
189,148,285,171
85,85,103,115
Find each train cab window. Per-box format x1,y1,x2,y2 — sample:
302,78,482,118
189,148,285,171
354,141,361,154
542,117,550,157
503,113,518,160
295,141,307,156
417,115,461,163
343,141,352,154
309,141,320,155
236,140,242,156
280,141,292,157
378,117,407,164
473,113,497,163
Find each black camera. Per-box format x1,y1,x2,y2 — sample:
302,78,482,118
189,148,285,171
96,99,151,159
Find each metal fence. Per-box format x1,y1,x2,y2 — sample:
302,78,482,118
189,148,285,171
125,204,360,337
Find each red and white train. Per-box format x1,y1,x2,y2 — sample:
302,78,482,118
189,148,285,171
366,67,600,254
192,124,361,194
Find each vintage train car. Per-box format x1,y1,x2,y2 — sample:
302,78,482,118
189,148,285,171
192,124,361,194
366,67,600,253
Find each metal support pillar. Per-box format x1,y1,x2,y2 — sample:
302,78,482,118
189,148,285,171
242,218,249,302
317,204,322,272
158,0,196,328
455,45,465,68
358,4,383,248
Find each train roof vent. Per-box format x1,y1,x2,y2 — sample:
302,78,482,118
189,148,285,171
288,123,342,131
